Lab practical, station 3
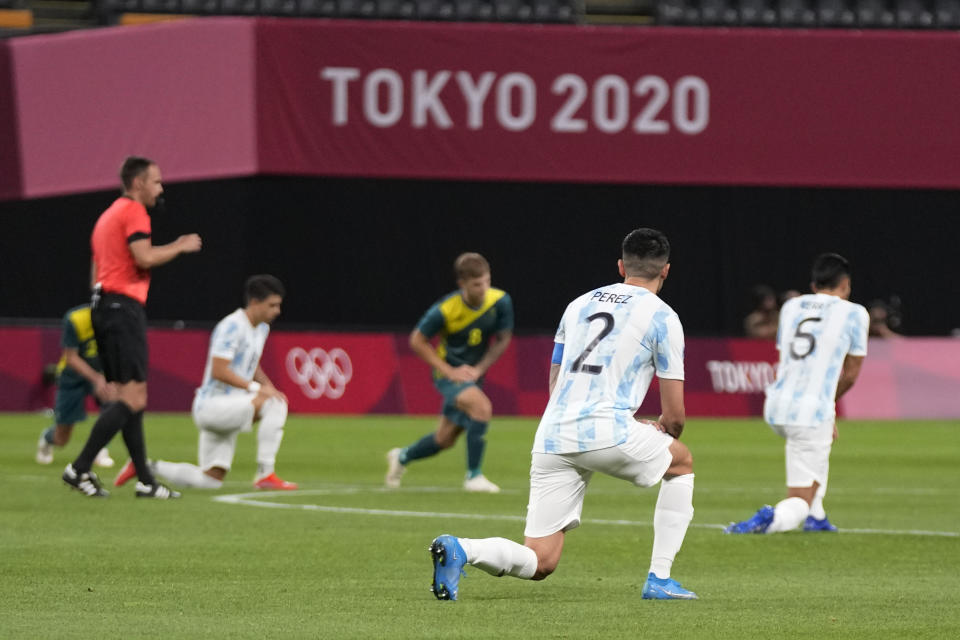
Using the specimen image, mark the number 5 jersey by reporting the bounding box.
[764,293,869,428]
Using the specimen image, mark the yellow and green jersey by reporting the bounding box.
[416,288,514,373]
[56,304,101,386]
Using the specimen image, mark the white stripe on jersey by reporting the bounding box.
[764,293,869,428]
[533,282,684,454]
[196,308,270,401]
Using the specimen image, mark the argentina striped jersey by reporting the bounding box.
[764,293,869,427]
[533,282,685,454]
[196,308,269,400]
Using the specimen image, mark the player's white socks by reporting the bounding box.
[256,397,288,478]
[649,473,695,579]
[767,496,810,533]
[809,481,827,520]
[458,537,538,579]
[153,461,223,489]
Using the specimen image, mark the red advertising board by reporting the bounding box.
[3,326,956,419]
[256,21,960,189]
[6,19,960,199]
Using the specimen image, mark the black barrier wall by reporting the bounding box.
[2,176,958,336]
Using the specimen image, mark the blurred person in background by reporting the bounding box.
[744,284,779,339]
[868,298,902,338]
[35,303,115,469]
[386,252,513,494]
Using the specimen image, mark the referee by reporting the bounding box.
[63,156,201,499]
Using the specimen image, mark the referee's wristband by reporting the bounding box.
[247,381,262,393]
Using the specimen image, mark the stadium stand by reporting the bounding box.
[0,0,33,35]
[0,0,956,38]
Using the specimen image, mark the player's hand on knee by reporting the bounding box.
[262,385,287,404]
[447,365,480,383]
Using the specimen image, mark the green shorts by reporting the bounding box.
[54,378,94,425]
[433,377,482,429]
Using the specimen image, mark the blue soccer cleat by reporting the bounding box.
[723,505,775,534]
[642,573,699,600]
[803,515,838,532]
[429,535,467,601]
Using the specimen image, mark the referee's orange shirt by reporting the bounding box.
[91,197,152,305]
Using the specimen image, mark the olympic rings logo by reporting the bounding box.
[285,347,353,400]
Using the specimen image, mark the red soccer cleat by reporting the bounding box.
[113,459,137,487]
[254,472,298,490]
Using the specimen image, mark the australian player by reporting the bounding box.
[386,253,513,493]
[725,253,868,534]
[428,229,698,601]
[35,304,115,468]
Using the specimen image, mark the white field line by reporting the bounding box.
[17,474,953,496]
[212,487,960,538]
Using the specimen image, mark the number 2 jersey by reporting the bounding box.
[534,282,685,454]
[764,293,869,428]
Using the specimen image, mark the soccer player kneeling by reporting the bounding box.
[428,229,698,601]
[114,275,297,492]
[724,253,868,535]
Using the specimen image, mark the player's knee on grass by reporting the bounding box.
[205,466,227,482]
[526,535,564,581]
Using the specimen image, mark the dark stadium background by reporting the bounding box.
[1,176,956,336]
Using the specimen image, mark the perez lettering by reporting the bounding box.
[590,291,632,304]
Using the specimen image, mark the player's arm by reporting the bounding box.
[835,354,865,400]
[63,348,110,401]
[474,329,512,377]
[658,378,686,439]
[211,357,262,393]
[409,328,477,383]
[253,365,286,402]
[128,234,202,270]
[548,363,561,395]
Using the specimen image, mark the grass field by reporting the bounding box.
[1,413,958,639]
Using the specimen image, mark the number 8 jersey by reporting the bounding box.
[534,282,685,454]
[764,293,869,428]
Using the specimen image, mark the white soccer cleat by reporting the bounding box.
[463,474,500,494]
[94,448,115,468]
[385,448,406,489]
[36,435,54,465]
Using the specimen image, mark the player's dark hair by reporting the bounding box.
[621,228,670,279]
[811,253,850,290]
[245,274,285,304]
[454,253,490,281]
[120,156,155,190]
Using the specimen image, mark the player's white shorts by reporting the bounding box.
[192,392,257,472]
[523,423,674,539]
[769,422,833,488]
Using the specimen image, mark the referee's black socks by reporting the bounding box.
[121,410,155,486]
[73,401,133,473]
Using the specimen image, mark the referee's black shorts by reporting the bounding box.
[92,292,148,383]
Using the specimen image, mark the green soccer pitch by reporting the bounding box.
[1,413,957,639]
